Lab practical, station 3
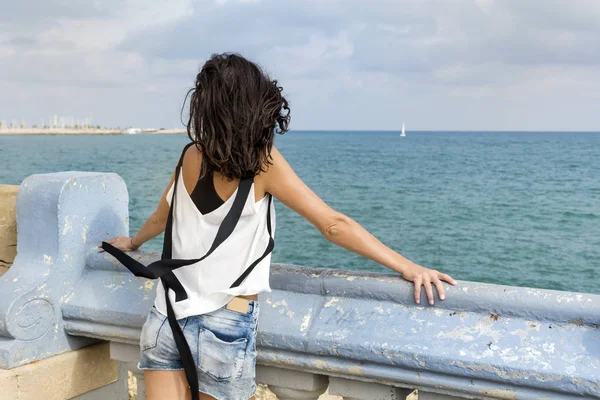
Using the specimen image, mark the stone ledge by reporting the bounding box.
[0,342,119,400]
[0,368,18,400]
[0,184,18,277]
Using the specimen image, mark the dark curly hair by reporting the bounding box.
[183,53,290,180]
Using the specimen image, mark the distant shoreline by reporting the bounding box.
[2,128,598,136]
[0,128,187,136]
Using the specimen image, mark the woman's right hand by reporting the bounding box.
[401,262,457,305]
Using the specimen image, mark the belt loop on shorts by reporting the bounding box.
[251,299,259,318]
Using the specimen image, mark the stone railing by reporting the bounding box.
[1,171,599,400]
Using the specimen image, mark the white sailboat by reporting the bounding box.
[400,122,406,137]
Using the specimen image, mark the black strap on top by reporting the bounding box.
[101,142,274,400]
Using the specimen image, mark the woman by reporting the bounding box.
[99,53,456,400]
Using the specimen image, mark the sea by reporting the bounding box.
[1,131,599,295]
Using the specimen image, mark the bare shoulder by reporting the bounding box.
[259,145,292,190]
[182,142,202,166]
[180,143,203,193]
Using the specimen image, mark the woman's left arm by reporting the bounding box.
[97,168,176,253]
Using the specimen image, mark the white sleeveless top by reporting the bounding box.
[153,167,275,319]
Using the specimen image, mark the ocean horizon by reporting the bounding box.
[3,128,600,135]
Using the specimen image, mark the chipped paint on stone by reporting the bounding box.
[541,342,555,354]
[348,365,365,375]
[509,327,530,342]
[565,365,576,375]
[409,311,427,326]
[556,295,576,304]
[267,299,298,318]
[62,216,73,235]
[43,254,52,264]
[59,291,75,304]
[81,225,87,243]
[324,297,340,308]
[104,283,124,293]
[300,307,313,331]
[436,315,502,344]
[273,299,288,307]
[144,281,154,291]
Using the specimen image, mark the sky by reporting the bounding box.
[0,0,599,131]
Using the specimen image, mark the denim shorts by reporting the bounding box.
[138,300,260,400]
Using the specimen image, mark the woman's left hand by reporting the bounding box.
[97,236,139,253]
[401,262,457,305]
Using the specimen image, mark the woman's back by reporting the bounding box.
[180,145,268,212]
[154,143,275,320]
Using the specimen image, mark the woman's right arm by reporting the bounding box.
[264,146,457,305]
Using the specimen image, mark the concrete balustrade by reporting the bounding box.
[1,171,599,400]
[0,175,129,399]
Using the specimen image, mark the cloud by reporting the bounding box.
[117,0,600,85]
[0,0,599,130]
[0,0,115,22]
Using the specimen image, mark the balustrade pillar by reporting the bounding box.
[111,341,146,400]
[257,365,329,400]
[328,376,413,400]
[125,362,146,400]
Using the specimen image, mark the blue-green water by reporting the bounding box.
[1,131,599,294]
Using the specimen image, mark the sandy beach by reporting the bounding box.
[0,128,187,136]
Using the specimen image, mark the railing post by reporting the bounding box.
[111,341,145,400]
[328,376,413,400]
[257,365,329,400]
[126,362,146,400]
[0,172,128,369]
